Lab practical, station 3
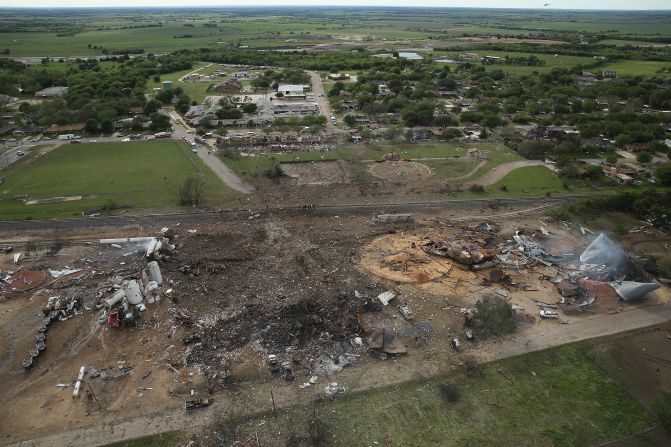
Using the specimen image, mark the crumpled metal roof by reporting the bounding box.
[610,281,660,302]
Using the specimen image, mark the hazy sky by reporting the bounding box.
[0,1,669,10]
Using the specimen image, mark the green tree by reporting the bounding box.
[150,112,170,131]
[85,118,99,133]
[656,164,671,186]
[100,119,114,134]
[241,103,257,114]
[343,114,356,127]
[637,151,653,164]
[143,99,162,115]
[442,128,462,140]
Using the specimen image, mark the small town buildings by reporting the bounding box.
[277,84,309,99]
[328,73,350,81]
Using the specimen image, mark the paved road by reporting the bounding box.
[0,145,34,169]
[307,70,339,132]
[167,111,253,194]
[178,63,213,82]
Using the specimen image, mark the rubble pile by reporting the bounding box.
[421,223,661,316]
[22,295,81,369]
[423,236,496,266]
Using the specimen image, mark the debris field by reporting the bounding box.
[0,210,668,444]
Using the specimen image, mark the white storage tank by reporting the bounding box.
[105,289,126,308]
[147,261,163,284]
[123,280,143,305]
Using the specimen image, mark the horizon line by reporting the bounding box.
[0,5,670,11]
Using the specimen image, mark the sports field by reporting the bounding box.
[0,140,237,219]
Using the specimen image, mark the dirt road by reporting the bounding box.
[10,301,671,447]
[0,196,585,232]
[307,70,338,132]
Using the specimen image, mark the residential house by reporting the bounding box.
[328,73,350,81]
[44,123,85,134]
[13,126,42,136]
[34,86,68,98]
[0,94,18,104]
[0,125,15,136]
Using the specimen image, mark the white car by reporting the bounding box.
[122,138,130,142]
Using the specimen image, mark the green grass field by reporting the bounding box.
[146,63,215,102]
[485,165,563,195]
[3,8,671,57]
[214,343,654,446]
[0,140,238,219]
[599,60,671,76]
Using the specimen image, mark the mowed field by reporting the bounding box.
[599,60,671,76]
[0,140,237,219]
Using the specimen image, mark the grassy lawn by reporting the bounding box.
[485,165,564,195]
[220,343,654,446]
[146,63,217,103]
[599,60,671,76]
[0,140,238,219]
[221,142,521,182]
[425,158,478,178]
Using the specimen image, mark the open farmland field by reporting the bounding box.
[2,8,671,57]
[0,140,237,219]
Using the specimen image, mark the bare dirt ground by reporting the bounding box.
[451,37,568,45]
[1,207,670,446]
[369,160,433,181]
[280,161,349,185]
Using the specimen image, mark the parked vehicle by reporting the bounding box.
[185,398,210,412]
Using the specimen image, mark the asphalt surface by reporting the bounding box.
[167,111,253,194]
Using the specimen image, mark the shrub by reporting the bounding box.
[307,413,329,447]
[464,356,483,378]
[179,177,205,206]
[469,184,485,193]
[470,295,517,338]
[439,383,461,403]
